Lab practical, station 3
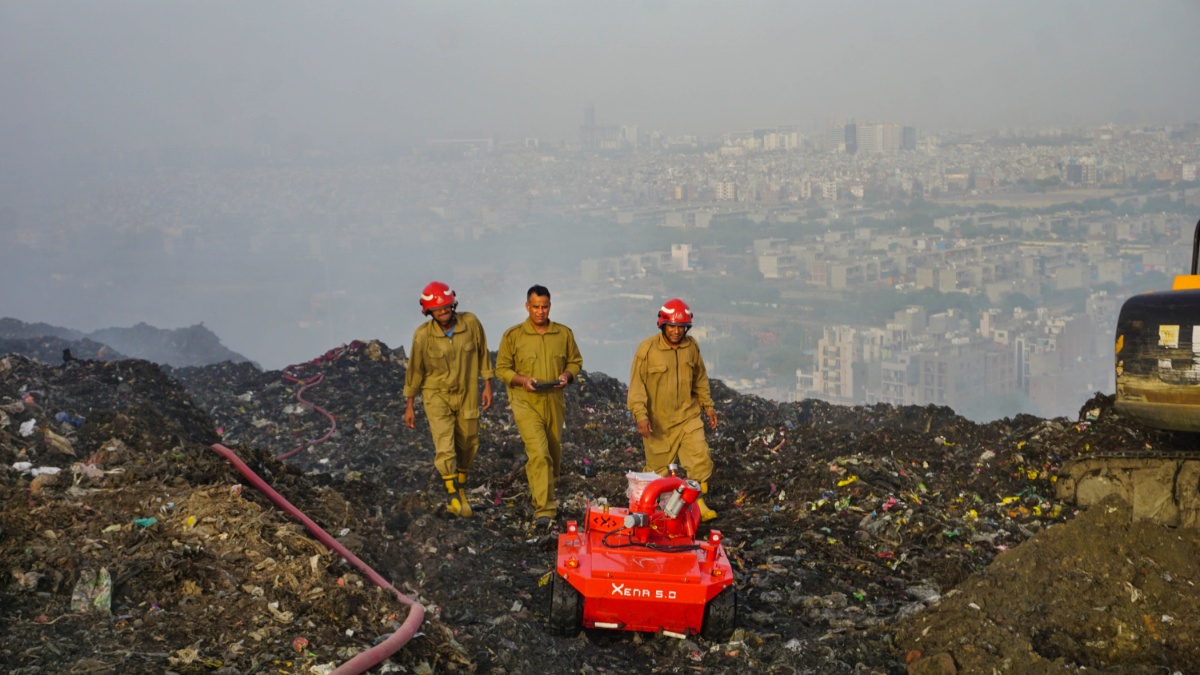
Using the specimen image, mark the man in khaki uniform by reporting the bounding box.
[404,281,493,517]
[627,298,719,522]
[495,285,583,531]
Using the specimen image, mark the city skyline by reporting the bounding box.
[4,1,1200,423]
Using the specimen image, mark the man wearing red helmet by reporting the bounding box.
[627,298,720,522]
[404,281,494,518]
[495,284,583,532]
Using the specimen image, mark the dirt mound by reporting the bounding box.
[0,318,252,368]
[893,494,1200,674]
[0,336,125,364]
[3,342,1200,674]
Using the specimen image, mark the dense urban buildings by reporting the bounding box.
[7,113,1200,420]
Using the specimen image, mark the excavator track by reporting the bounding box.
[1056,452,1200,527]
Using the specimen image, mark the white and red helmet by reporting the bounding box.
[657,298,693,328]
[420,281,457,315]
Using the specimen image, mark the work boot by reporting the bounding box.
[456,471,473,517]
[442,475,471,517]
[698,482,717,522]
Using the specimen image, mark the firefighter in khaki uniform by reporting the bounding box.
[404,281,494,517]
[495,285,583,530]
[627,298,720,522]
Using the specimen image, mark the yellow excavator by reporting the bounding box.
[1056,218,1200,527]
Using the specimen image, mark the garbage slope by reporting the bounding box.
[3,343,1200,673]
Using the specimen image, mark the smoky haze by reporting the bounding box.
[2,1,1200,420]
[5,0,1199,186]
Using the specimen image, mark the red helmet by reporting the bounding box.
[657,298,693,328]
[420,281,457,315]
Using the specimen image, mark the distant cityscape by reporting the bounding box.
[6,109,1200,421]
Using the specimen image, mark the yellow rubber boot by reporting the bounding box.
[697,482,717,522]
[456,471,473,517]
[442,475,470,517]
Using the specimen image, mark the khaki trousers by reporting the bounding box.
[423,390,479,479]
[641,415,713,483]
[511,393,565,519]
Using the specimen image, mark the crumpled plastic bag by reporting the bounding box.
[43,428,76,457]
[69,568,112,615]
[626,471,661,504]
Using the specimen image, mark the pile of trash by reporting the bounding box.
[3,335,1200,674]
[0,318,253,368]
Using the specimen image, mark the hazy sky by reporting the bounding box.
[2,0,1200,389]
[3,0,1200,170]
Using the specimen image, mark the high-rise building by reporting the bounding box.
[844,122,858,154]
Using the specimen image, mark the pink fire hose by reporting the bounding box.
[276,371,338,460]
[210,443,425,673]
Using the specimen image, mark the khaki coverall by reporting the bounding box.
[495,319,583,519]
[403,311,493,480]
[627,333,715,483]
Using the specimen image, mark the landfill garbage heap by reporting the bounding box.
[2,343,1200,674]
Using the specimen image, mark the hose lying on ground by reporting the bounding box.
[276,371,337,460]
[210,443,426,674]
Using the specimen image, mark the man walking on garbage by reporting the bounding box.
[495,285,583,532]
[627,298,720,522]
[404,281,493,517]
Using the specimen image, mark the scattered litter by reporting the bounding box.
[69,568,112,615]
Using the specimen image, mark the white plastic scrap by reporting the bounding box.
[267,602,294,623]
[1125,581,1141,603]
[19,419,36,437]
[168,649,201,666]
[73,463,106,481]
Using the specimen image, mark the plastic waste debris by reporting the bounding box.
[69,568,112,615]
[55,411,85,428]
[19,419,36,437]
[14,570,43,591]
[43,428,76,457]
[625,470,661,503]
